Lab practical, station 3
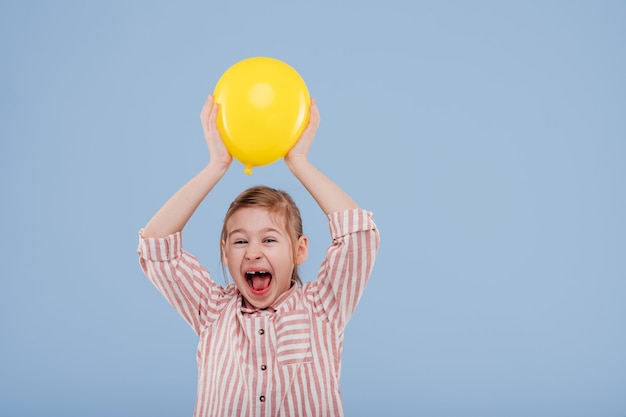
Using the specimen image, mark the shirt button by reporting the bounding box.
[259,395,266,402]
[258,328,265,335]
[260,364,267,371]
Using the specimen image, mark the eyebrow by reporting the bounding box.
[228,227,283,239]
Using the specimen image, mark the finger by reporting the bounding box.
[307,98,320,129]
[208,102,219,131]
[200,94,215,120]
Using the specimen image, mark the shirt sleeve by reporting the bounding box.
[312,208,380,330]
[136,230,225,335]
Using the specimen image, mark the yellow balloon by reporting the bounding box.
[213,57,310,174]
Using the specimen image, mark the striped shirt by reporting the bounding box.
[137,208,379,417]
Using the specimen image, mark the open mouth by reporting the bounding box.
[245,271,272,294]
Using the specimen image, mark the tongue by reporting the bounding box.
[251,275,271,291]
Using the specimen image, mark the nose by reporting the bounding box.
[245,243,263,260]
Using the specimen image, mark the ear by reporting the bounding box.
[221,240,228,262]
[295,235,308,265]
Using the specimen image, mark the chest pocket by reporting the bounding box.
[274,310,313,366]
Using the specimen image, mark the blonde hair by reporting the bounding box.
[220,186,304,285]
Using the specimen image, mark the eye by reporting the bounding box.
[233,239,247,245]
[263,237,277,244]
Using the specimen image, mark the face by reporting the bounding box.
[222,207,308,309]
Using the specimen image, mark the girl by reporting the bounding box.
[137,94,379,416]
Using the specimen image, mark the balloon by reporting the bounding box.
[213,57,310,174]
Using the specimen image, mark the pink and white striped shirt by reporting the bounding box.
[137,208,379,417]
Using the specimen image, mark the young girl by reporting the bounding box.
[137,94,380,416]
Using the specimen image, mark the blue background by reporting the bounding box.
[1,1,625,416]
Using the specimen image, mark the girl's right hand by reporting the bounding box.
[285,98,320,165]
[200,94,232,169]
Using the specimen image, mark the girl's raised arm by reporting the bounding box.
[141,94,232,238]
[284,99,359,215]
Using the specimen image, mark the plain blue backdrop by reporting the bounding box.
[1,1,625,416]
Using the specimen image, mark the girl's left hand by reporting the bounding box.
[285,98,320,163]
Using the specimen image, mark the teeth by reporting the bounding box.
[246,271,268,276]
